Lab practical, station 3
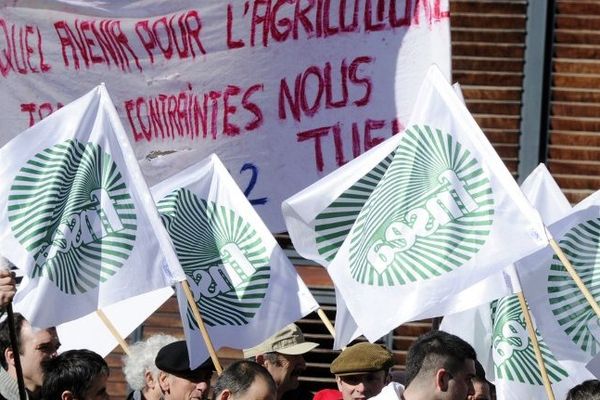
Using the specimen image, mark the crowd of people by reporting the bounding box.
[0,263,597,400]
[0,309,597,400]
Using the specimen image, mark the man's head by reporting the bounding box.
[330,342,394,400]
[0,313,61,392]
[41,349,109,400]
[467,361,490,400]
[404,330,477,400]
[243,324,318,399]
[566,379,600,400]
[123,334,177,400]
[155,341,214,400]
[213,360,276,400]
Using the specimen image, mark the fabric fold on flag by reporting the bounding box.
[0,84,185,328]
[152,154,319,368]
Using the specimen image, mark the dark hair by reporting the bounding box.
[473,359,487,383]
[566,380,600,400]
[213,360,275,399]
[405,330,476,386]
[261,352,280,365]
[41,349,109,400]
[0,313,27,369]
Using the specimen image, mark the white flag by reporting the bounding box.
[57,287,173,357]
[152,154,319,368]
[442,293,594,400]
[283,131,404,348]
[442,164,591,400]
[0,85,185,328]
[518,189,600,366]
[331,286,362,349]
[283,82,510,348]
[490,294,591,400]
[426,163,573,317]
[286,66,548,342]
[413,82,523,317]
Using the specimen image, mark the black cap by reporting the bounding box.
[155,340,214,380]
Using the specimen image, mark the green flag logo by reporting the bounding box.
[315,152,395,263]
[547,219,600,357]
[7,139,137,294]
[158,188,270,327]
[491,295,568,384]
[348,125,494,286]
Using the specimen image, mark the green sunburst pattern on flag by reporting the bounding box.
[548,219,600,357]
[7,139,136,294]
[491,295,568,384]
[158,188,270,327]
[348,124,494,286]
[315,152,395,262]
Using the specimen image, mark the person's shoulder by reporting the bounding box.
[0,368,22,400]
[370,382,404,400]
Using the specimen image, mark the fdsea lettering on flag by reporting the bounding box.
[0,85,185,328]
[152,154,319,367]
[286,66,548,342]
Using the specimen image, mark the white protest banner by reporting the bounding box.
[57,287,174,357]
[518,190,600,365]
[152,154,319,367]
[0,84,186,328]
[0,0,450,231]
[310,65,548,342]
[441,164,592,400]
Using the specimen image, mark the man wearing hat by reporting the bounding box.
[155,340,215,400]
[243,324,318,400]
[330,342,396,400]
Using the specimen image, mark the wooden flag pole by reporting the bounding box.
[317,308,336,339]
[549,238,600,318]
[180,280,223,375]
[516,292,555,400]
[96,309,130,356]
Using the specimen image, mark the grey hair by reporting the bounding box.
[122,334,178,391]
